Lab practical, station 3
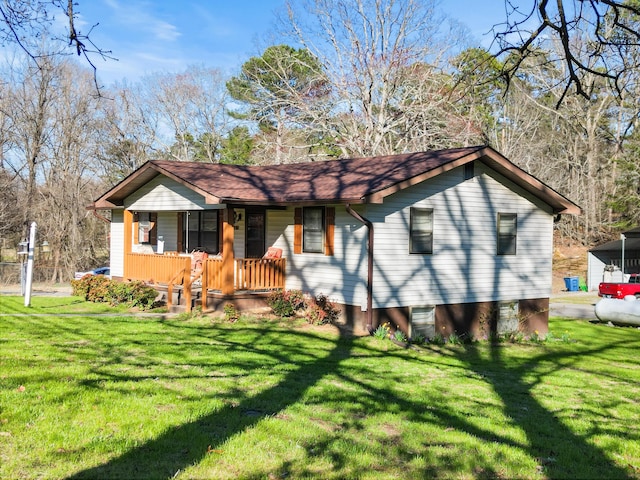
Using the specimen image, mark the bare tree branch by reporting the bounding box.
[494,0,640,107]
[0,1,114,94]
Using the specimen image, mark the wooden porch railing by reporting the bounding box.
[235,258,286,291]
[123,253,286,311]
[125,253,191,283]
[204,257,223,291]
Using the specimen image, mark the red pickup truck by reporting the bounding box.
[598,274,640,298]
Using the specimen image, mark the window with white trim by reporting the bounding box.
[410,207,433,254]
[497,213,517,255]
[138,212,152,243]
[134,212,157,245]
[303,207,325,253]
[186,210,219,253]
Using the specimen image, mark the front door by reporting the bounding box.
[245,209,265,258]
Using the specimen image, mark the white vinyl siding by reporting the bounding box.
[267,207,368,308]
[124,176,222,254]
[265,164,552,311]
[110,210,124,278]
[369,164,554,308]
[126,176,215,211]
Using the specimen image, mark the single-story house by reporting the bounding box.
[588,227,640,289]
[89,145,580,338]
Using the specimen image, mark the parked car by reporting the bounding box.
[598,273,640,298]
[74,267,110,280]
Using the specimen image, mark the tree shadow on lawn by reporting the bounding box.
[67,324,358,480]
[66,321,635,479]
[460,338,636,479]
[268,339,636,479]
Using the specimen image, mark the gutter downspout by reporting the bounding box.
[346,204,374,333]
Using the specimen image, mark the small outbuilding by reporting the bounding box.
[588,227,640,290]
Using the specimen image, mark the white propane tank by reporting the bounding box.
[594,296,640,326]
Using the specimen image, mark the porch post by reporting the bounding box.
[123,209,133,279]
[221,207,235,295]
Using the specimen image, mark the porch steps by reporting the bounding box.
[152,284,202,312]
[153,283,272,315]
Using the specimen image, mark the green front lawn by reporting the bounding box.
[0,296,639,479]
[0,295,135,314]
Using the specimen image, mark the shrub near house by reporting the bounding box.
[267,289,340,325]
[71,275,158,309]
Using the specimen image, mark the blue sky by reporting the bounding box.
[73,0,517,87]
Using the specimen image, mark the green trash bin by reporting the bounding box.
[579,277,588,292]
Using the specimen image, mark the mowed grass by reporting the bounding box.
[1,296,639,479]
[0,295,135,314]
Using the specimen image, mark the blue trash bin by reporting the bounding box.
[564,276,579,292]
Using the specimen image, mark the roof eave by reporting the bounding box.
[150,162,223,205]
[88,161,158,210]
[363,146,581,214]
[363,149,486,203]
[478,148,581,215]
[88,161,223,210]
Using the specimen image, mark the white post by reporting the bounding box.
[621,233,626,281]
[24,222,36,307]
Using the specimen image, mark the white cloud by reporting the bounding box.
[100,0,181,42]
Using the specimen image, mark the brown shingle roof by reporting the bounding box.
[90,145,581,214]
[152,146,482,203]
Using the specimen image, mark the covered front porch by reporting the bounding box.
[121,207,286,312]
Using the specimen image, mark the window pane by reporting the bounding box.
[497,301,519,334]
[188,213,199,231]
[412,306,435,338]
[201,231,218,253]
[410,208,433,254]
[138,212,150,243]
[202,211,218,231]
[187,213,199,251]
[304,208,323,230]
[497,213,517,255]
[303,207,324,253]
[412,232,433,253]
[499,214,516,235]
[187,231,199,250]
[185,211,219,253]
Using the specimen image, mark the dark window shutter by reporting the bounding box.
[325,207,335,256]
[177,212,184,252]
[218,210,224,254]
[294,208,302,254]
[149,212,158,245]
[133,212,140,244]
